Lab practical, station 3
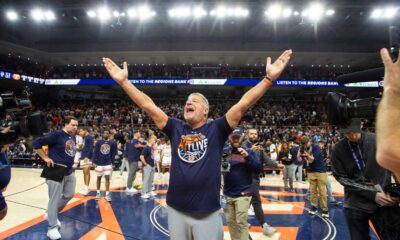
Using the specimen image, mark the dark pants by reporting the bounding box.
[251,177,265,226]
[343,208,381,240]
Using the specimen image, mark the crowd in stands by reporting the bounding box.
[1,54,354,80]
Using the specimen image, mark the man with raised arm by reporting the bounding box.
[103,50,292,240]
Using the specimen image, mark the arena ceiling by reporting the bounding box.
[0,0,398,67]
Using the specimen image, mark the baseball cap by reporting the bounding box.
[229,128,244,137]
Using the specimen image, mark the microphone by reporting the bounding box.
[336,67,384,84]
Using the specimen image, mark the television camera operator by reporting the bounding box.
[331,118,400,240]
[242,128,282,236]
[222,128,262,240]
[0,90,47,221]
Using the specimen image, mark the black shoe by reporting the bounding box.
[322,211,329,218]
[309,206,318,215]
[330,200,342,206]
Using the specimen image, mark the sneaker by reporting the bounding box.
[44,213,61,228]
[309,206,318,215]
[248,207,255,216]
[262,223,277,236]
[126,188,138,194]
[80,187,89,196]
[149,191,157,197]
[289,188,295,192]
[330,200,342,206]
[322,211,330,218]
[95,192,101,200]
[47,228,61,240]
[105,194,112,202]
[141,193,150,199]
[152,186,156,191]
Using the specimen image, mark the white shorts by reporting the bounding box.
[154,154,161,163]
[95,165,113,176]
[162,157,171,166]
[80,158,93,167]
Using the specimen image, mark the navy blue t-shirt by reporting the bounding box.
[223,148,262,197]
[162,116,232,213]
[125,139,143,162]
[93,139,117,166]
[308,144,326,173]
[32,130,77,175]
[80,134,94,160]
[141,146,154,167]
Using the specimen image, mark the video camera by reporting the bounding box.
[326,26,399,128]
[0,88,48,146]
[221,147,240,173]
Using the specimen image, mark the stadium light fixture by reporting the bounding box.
[44,10,55,21]
[31,8,44,22]
[307,3,325,22]
[137,5,156,20]
[371,8,383,19]
[6,10,18,21]
[113,11,120,18]
[370,7,398,19]
[168,7,191,18]
[97,7,111,22]
[326,9,335,16]
[127,8,137,18]
[282,8,292,18]
[87,10,96,18]
[265,4,282,19]
[193,7,207,18]
[293,11,300,16]
[210,6,248,18]
[383,7,398,19]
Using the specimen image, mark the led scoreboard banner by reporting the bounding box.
[0,70,383,87]
[44,78,383,87]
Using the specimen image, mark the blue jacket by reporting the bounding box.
[223,147,262,197]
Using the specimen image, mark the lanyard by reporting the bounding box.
[347,140,365,174]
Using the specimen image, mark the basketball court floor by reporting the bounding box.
[0,167,380,240]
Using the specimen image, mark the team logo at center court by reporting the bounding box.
[178,134,208,163]
[64,140,76,157]
[100,144,111,155]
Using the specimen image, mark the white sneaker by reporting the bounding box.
[262,223,277,236]
[80,187,89,196]
[149,191,157,197]
[126,188,138,194]
[95,192,101,200]
[141,193,150,199]
[248,207,255,216]
[152,186,156,191]
[105,194,112,202]
[47,228,61,240]
[44,213,61,228]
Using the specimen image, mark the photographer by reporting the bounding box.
[242,128,279,236]
[297,136,329,218]
[331,118,399,240]
[223,128,262,240]
[377,48,400,178]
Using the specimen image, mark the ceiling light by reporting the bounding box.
[6,10,18,21]
[87,10,96,18]
[31,8,44,22]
